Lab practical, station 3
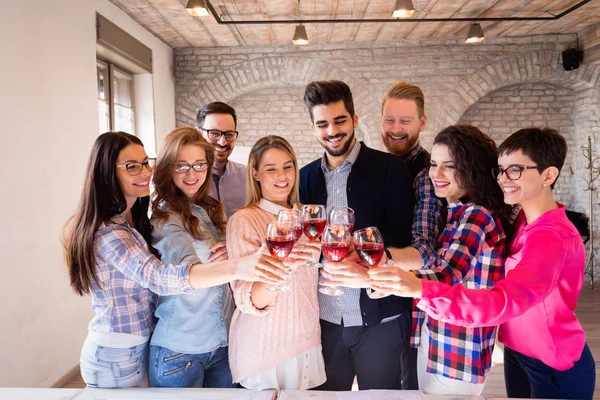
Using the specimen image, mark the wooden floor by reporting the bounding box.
[61,288,600,397]
[481,286,600,399]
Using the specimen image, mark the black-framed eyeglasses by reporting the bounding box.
[174,162,209,174]
[492,165,545,181]
[116,158,156,176]
[199,127,239,142]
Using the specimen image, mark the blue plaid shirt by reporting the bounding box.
[318,141,364,327]
[403,143,443,266]
[88,215,194,338]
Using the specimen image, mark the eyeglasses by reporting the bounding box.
[116,158,156,176]
[198,127,239,142]
[174,162,209,174]
[492,165,545,181]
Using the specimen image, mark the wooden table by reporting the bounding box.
[279,390,490,400]
[0,388,277,400]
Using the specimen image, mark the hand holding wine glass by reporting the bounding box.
[368,267,423,298]
[235,244,290,284]
[285,236,321,270]
[353,226,389,299]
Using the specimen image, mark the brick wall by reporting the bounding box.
[229,86,330,167]
[173,35,600,284]
[459,82,576,208]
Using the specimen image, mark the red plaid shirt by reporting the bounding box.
[412,200,505,383]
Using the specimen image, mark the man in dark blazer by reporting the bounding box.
[299,80,414,391]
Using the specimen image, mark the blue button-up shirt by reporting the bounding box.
[318,141,365,327]
[209,160,247,219]
[150,204,234,354]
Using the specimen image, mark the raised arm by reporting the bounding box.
[414,205,498,285]
[417,229,566,327]
[227,212,282,315]
[97,226,193,296]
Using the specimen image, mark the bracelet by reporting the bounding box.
[384,247,392,261]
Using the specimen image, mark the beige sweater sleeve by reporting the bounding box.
[226,208,274,316]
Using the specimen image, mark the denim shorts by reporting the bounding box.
[80,336,148,388]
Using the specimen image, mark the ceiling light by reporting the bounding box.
[186,0,209,17]
[465,22,485,43]
[292,24,309,45]
[392,0,415,18]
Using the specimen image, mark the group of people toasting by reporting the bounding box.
[64,79,596,399]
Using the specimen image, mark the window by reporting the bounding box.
[97,59,135,134]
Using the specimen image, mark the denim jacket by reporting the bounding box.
[150,204,234,354]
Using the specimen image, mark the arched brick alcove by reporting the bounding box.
[175,56,382,149]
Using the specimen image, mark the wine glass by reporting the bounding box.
[265,221,295,292]
[301,204,327,268]
[319,224,351,296]
[328,206,355,233]
[353,226,387,299]
[277,209,303,244]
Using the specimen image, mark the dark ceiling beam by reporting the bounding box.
[204,0,592,25]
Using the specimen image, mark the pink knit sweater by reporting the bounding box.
[226,203,321,383]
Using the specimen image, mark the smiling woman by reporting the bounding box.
[226,135,324,391]
[63,131,289,389]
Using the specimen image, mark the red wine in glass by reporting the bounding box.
[355,242,384,267]
[266,237,295,260]
[322,242,350,262]
[319,224,351,296]
[293,226,303,244]
[303,218,326,240]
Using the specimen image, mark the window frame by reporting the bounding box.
[97,58,136,134]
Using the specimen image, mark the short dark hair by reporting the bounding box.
[434,125,513,224]
[303,80,355,122]
[196,101,237,129]
[498,128,567,189]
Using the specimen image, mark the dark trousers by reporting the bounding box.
[504,344,595,399]
[316,311,418,391]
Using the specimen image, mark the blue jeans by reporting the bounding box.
[79,337,148,388]
[148,345,235,388]
[504,344,596,399]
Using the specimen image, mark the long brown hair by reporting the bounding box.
[152,127,226,239]
[433,125,514,225]
[244,135,300,209]
[64,132,155,296]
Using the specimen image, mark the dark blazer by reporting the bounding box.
[299,142,415,327]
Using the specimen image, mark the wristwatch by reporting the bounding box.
[384,247,394,267]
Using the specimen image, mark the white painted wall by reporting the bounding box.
[0,0,175,387]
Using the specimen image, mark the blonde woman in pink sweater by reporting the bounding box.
[227,135,325,390]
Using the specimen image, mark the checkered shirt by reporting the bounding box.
[88,215,193,337]
[411,200,505,383]
[403,144,444,266]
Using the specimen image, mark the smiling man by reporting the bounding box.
[196,102,247,218]
[378,82,445,389]
[299,80,415,391]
